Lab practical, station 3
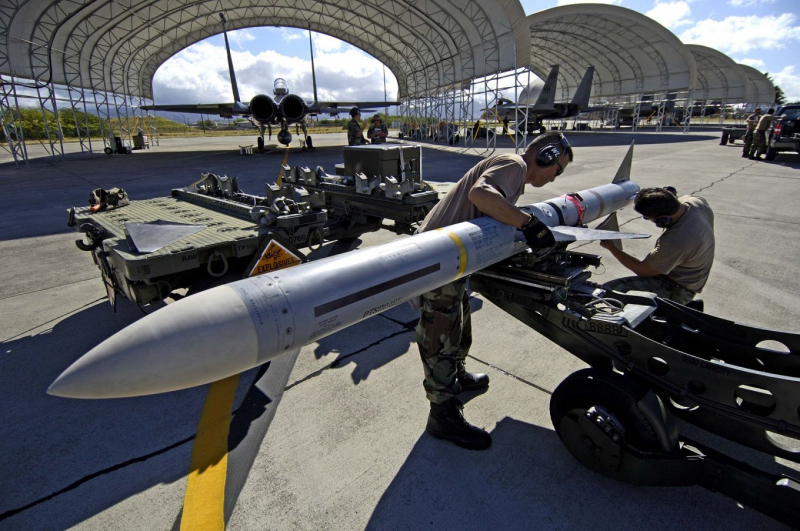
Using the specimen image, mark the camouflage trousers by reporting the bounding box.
[414,278,472,404]
[742,130,755,155]
[748,130,767,157]
[604,275,696,305]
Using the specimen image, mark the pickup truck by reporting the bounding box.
[765,104,800,160]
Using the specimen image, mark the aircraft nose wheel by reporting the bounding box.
[550,368,679,483]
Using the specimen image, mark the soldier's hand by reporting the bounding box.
[520,215,555,249]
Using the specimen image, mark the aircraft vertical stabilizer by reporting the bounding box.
[220,13,241,103]
[612,141,635,184]
[570,66,595,107]
[309,30,319,103]
[534,65,559,107]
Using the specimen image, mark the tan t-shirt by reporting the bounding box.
[644,196,715,292]
[417,154,526,232]
[746,112,761,131]
[756,114,777,131]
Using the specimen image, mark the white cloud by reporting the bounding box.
[646,2,693,29]
[729,0,777,6]
[557,0,622,5]
[771,66,800,102]
[280,29,302,41]
[734,57,766,68]
[680,14,800,54]
[152,38,398,106]
[313,34,343,53]
[229,29,255,49]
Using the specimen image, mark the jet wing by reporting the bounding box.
[312,101,398,116]
[141,102,243,118]
[551,226,650,242]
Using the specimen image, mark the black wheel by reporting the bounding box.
[727,135,736,145]
[539,125,547,135]
[550,369,672,480]
[719,131,729,145]
[257,136,265,150]
[765,146,777,161]
[104,147,113,155]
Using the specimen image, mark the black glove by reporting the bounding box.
[521,215,555,249]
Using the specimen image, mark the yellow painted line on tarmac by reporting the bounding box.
[437,228,468,278]
[180,374,240,531]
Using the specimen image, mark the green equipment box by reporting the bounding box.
[343,144,421,182]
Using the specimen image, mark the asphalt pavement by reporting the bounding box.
[1,130,798,530]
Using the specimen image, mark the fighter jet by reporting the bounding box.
[142,13,394,149]
[484,65,597,135]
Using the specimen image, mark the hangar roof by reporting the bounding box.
[0,0,531,100]
[525,4,696,101]
[686,44,752,103]
[737,63,776,106]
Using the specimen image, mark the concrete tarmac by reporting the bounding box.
[1,131,798,530]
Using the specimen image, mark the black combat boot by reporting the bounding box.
[427,398,492,450]
[457,360,489,392]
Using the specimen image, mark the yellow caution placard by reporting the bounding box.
[249,239,303,277]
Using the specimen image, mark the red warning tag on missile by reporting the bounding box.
[249,239,303,277]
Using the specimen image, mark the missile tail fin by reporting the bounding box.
[550,223,649,243]
[612,141,635,184]
[595,212,623,250]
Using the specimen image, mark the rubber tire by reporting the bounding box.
[104,147,113,155]
[764,146,777,161]
[727,136,736,145]
[550,368,661,451]
[719,131,729,145]
[257,136,265,151]
[539,126,547,135]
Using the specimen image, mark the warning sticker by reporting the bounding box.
[249,240,303,277]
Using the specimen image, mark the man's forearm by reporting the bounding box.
[468,186,530,228]
[606,246,658,277]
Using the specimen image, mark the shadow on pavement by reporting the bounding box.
[365,416,787,530]
[0,145,481,241]
[0,297,266,529]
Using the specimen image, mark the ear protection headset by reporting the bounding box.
[653,215,673,228]
[535,133,571,167]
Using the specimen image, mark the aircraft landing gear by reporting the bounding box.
[257,136,265,151]
[300,123,315,152]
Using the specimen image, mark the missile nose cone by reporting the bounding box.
[48,285,262,399]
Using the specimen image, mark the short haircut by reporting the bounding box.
[525,131,574,162]
[767,108,775,114]
[634,188,681,217]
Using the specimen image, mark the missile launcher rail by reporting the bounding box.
[471,250,800,527]
[68,168,438,308]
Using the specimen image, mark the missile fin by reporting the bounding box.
[550,224,649,242]
[594,212,623,250]
[612,141,635,184]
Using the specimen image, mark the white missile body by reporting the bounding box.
[49,151,642,399]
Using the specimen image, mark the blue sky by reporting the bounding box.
[152,0,800,107]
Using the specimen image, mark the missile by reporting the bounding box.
[49,145,644,399]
